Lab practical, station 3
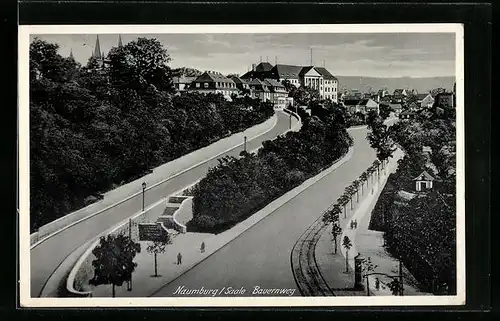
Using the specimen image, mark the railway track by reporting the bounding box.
[291,214,334,296]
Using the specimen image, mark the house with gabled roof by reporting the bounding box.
[189,71,238,101]
[247,79,271,102]
[416,93,435,108]
[393,88,408,103]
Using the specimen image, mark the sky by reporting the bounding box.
[31,33,456,78]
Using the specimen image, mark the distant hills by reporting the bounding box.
[336,76,455,94]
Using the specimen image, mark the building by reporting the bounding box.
[267,64,303,87]
[264,78,287,109]
[247,79,271,102]
[314,67,338,102]
[378,89,390,98]
[242,62,338,101]
[189,71,238,100]
[434,92,455,108]
[413,170,436,192]
[416,93,435,108]
[399,110,415,120]
[343,98,379,114]
[173,76,196,92]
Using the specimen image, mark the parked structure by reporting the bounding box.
[413,170,435,192]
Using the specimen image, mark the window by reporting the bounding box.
[204,83,209,88]
[196,83,201,88]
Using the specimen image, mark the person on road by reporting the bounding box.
[200,242,205,253]
[177,252,182,265]
[350,220,354,229]
[375,278,380,290]
[354,219,358,229]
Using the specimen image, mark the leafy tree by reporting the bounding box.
[344,186,355,210]
[331,222,342,255]
[360,256,378,294]
[107,37,174,92]
[367,113,396,168]
[281,79,295,92]
[338,195,349,218]
[342,236,353,272]
[359,171,369,194]
[288,85,320,107]
[146,239,171,277]
[89,234,141,297]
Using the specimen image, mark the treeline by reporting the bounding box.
[189,101,353,233]
[30,37,273,232]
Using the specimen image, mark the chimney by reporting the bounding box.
[252,63,256,71]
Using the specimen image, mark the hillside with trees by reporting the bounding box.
[190,101,353,233]
[29,37,273,232]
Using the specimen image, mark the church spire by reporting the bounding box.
[93,35,102,59]
[69,48,74,59]
[118,34,123,47]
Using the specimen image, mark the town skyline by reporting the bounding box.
[31,33,456,78]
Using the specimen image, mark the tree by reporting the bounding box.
[331,222,342,255]
[373,160,381,180]
[89,234,141,297]
[338,195,349,218]
[359,171,369,194]
[379,103,393,120]
[367,114,396,166]
[288,85,320,107]
[146,239,171,277]
[344,186,355,210]
[352,179,361,203]
[107,37,174,92]
[342,236,353,273]
[281,79,295,92]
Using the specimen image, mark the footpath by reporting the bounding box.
[73,112,301,298]
[30,115,278,247]
[315,149,429,296]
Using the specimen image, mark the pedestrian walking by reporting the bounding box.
[177,252,182,265]
[375,278,380,290]
[200,242,205,253]
[350,220,354,229]
[354,219,358,229]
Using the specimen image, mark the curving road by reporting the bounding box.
[151,125,379,297]
[30,111,296,298]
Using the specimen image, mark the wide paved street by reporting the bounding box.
[30,111,295,297]
[151,125,377,297]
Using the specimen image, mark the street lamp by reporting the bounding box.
[289,112,292,129]
[142,182,147,212]
[244,136,247,152]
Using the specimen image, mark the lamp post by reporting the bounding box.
[142,182,146,212]
[289,113,292,129]
[244,136,247,152]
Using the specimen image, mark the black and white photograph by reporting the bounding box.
[19,24,465,307]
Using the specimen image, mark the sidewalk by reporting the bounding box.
[316,149,428,296]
